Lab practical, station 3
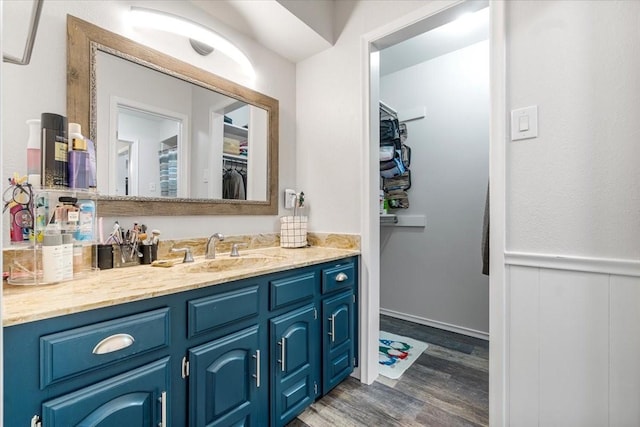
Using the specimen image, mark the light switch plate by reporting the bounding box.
[511,106,538,141]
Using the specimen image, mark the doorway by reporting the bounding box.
[377,6,490,340]
[108,98,188,198]
[360,1,507,424]
[115,138,138,196]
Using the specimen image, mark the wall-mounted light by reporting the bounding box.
[129,7,255,78]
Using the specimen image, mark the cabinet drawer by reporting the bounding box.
[40,308,170,388]
[188,285,259,338]
[269,272,316,311]
[322,262,355,294]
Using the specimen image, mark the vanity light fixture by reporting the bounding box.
[129,6,255,78]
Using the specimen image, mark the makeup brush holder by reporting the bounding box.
[112,244,140,268]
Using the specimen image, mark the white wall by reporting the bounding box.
[379,40,489,335]
[296,0,430,232]
[505,1,640,424]
[2,0,296,240]
[507,0,640,260]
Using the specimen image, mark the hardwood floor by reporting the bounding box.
[287,315,489,427]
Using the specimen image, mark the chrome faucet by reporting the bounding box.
[206,233,224,259]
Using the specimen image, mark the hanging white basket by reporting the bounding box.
[280,216,308,248]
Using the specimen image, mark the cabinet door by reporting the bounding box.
[42,357,169,427]
[188,325,262,427]
[270,304,319,427]
[322,290,354,394]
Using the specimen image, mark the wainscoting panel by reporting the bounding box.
[538,269,609,427]
[508,266,540,427]
[507,255,640,426]
[609,275,640,426]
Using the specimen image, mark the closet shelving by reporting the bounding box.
[222,120,248,200]
[379,101,427,228]
[379,101,410,217]
[223,122,248,138]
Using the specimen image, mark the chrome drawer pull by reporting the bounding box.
[92,333,135,354]
[335,272,348,282]
[159,391,167,427]
[328,314,336,342]
[253,350,261,388]
[277,337,286,372]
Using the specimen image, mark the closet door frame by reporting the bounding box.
[359,1,507,425]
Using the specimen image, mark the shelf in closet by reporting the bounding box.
[223,123,248,138]
[222,153,248,162]
[380,214,426,228]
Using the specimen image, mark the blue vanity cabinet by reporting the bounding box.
[188,325,263,427]
[4,302,176,427]
[270,303,320,427]
[183,277,267,427]
[4,255,359,427]
[320,262,357,395]
[41,357,170,427]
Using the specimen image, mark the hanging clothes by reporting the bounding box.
[482,182,490,275]
[223,169,246,200]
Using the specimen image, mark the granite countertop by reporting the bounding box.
[3,246,360,327]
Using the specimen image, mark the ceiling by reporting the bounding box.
[380,7,489,77]
[190,0,335,63]
[188,1,487,71]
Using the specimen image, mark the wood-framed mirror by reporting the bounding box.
[67,15,279,216]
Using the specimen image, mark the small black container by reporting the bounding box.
[140,245,153,265]
[94,244,114,270]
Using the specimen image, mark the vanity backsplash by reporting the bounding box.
[2,233,360,275]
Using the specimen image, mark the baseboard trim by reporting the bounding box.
[505,251,640,277]
[380,308,489,341]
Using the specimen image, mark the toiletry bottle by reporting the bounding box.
[61,234,74,280]
[68,123,88,189]
[75,200,95,241]
[85,138,97,189]
[42,233,64,283]
[73,242,85,276]
[55,196,79,233]
[26,119,41,187]
[31,193,48,243]
[9,204,31,243]
[41,113,68,188]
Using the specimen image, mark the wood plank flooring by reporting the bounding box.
[287,315,489,427]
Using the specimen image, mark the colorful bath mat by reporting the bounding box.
[378,331,428,379]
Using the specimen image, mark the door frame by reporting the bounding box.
[359,1,507,425]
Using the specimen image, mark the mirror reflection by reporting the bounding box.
[68,15,279,215]
[96,50,268,202]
